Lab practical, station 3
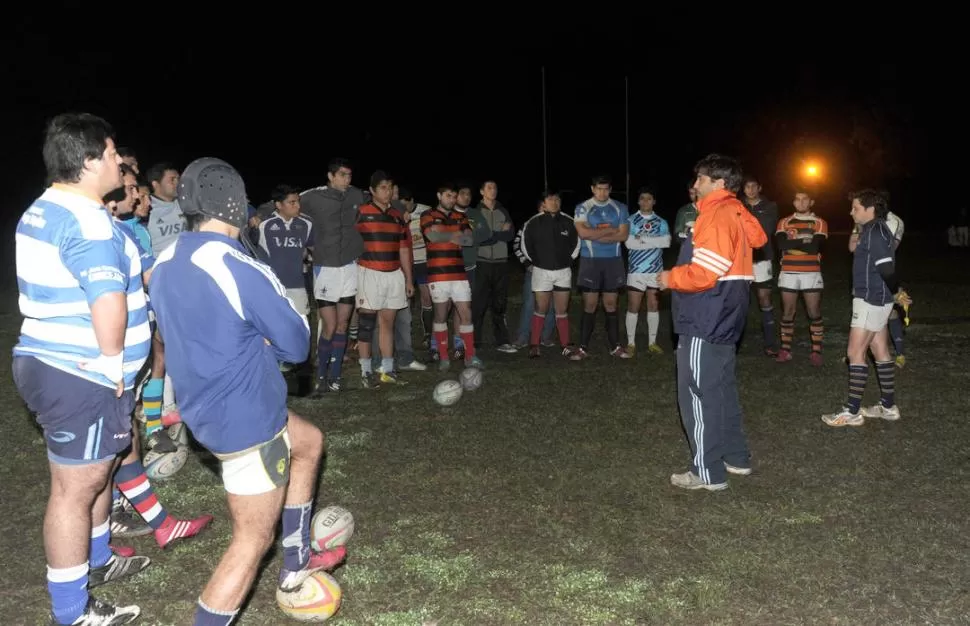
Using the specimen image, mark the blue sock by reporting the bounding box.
[430,335,439,350]
[329,333,347,379]
[89,519,111,569]
[381,357,394,373]
[454,335,464,349]
[888,316,905,355]
[761,307,777,349]
[48,563,89,624]
[194,598,238,626]
[281,502,312,572]
[317,337,333,379]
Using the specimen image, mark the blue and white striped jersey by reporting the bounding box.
[14,186,152,390]
[626,211,671,274]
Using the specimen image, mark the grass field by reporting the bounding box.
[2,234,970,625]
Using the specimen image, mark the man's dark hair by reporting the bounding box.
[850,188,890,219]
[397,186,413,201]
[117,146,136,159]
[42,112,116,185]
[119,162,136,178]
[327,157,352,176]
[591,174,612,187]
[694,153,744,193]
[637,186,656,199]
[370,170,392,190]
[438,182,457,194]
[145,162,177,186]
[271,184,301,204]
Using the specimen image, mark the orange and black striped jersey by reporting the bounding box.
[420,207,470,282]
[355,203,408,272]
[775,213,828,273]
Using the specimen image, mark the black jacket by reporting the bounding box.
[519,211,579,271]
[299,185,365,267]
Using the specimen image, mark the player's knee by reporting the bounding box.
[358,311,377,343]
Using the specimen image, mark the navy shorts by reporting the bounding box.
[413,262,428,285]
[13,356,135,465]
[577,257,626,293]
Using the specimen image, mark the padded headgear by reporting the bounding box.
[177,157,249,230]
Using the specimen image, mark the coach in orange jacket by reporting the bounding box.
[658,154,767,491]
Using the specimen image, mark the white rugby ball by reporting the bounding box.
[433,379,463,406]
[459,366,483,391]
[310,505,355,552]
[167,422,189,447]
[144,445,188,481]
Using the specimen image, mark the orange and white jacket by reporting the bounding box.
[669,189,767,344]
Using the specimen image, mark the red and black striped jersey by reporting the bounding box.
[355,203,408,272]
[420,207,470,282]
[775,213,828,273]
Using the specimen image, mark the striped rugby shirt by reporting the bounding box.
[420,207,471,282]
[355,203,409,272]
[14,185,152,390]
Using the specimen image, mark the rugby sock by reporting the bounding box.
[888,316,905,355]
[846,364,868,414]
[454,334,464,350]
[459,325,476,360]
[761,306,777,349]
[530,313,545,346]
[809,317,824,353]
[605,311,619,348]
[163,373,176,411]
[421,306,433,335]
[115,461,169,530]
[780,317,795,352]
[194,599,239,626]
[647,311,660,345]
[875,360,895,408]
[89,519,111,569]
[317,336,333,379]
[360,359,372,376]
[142,377,164,436]
[625,312,638,346]
[329,333,347,380]
[580,311,595,348]
[348,322,358,343]
[433,324,449,361]
[556,314,570,346]
[281,502,312,572]
[48,563,89,625]
[381,357,395,374]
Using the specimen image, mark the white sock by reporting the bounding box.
[625,312,638,346]
[163,373,176,410]
[647,311,659,345]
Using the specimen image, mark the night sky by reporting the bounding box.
[1,21,936,235]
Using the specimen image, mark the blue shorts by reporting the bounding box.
[413,262,428,285]
[13,356,135,465]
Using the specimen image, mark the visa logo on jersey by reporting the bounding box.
[273,236,304,249]
[158,223,184,237]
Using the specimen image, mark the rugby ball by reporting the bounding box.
[433,379,463,406]
[167,422,189,447]
[459,366,483,391]
[311,505,355,552]
[144,444,188,481]
[276,571,342,622]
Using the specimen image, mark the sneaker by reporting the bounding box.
[809,351,823,367]
[378,370,407,385]
[724,463,752,476]
[647,343,664,355]
[465,356,485,369]
[528,345,541,359]
[422,333,431,348]
[570,347,590,361]
[398,360,427,372]
[670,471,728,491]
[88,554,151,588]
[610,345,632,359]
[326,378,343,393]
[359,373,381,390]
[561,344,579,359]
[860,403,901,421]
[429,349,440,362]
[110,507,152,538]
[625,344,636,357]
[311,377,329,398]
[895,354,906,368]
[438,359,451,372]
[278,546,347,592]
[496,343,518,353]
[48,596,140,625]
[511,341,528,351]
[146,429,177,454]
[541,339,556,348]
[154,514,214,549]
[452,347,465,361]
[775,349,793,363]
[821,407,865,427]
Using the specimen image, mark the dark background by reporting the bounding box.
[1,19,942,237]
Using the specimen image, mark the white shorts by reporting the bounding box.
[626,272,660,292]
[313,261,357,302]
[428,279,472,304]
[216,428,291,496]
[357,266,407,311]
[532,267,572,291]
[778,271,824,292]
[753,260,773,284]
[286,288,310,315]
[850,298,893,332]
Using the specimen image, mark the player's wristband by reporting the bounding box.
[86,351,124,383]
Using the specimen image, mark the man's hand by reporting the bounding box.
[658,270,671,290]
[894,289,912,308]
[78,352,125,398]
[501,222,511,231]
[249,215,261,228]
[406,282,414,298]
